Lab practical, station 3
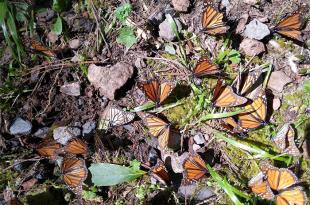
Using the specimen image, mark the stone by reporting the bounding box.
[9,118,32,135]
[193,144,201,152]
[159,17,182,41]
[164,152,189,173]
[244,19,270,40]
[195,187,215,201]
[82,121,96,136]
[69,39,81,49]
[268,71,292,93]
[240,38,265,56]
[33,127,49,138]
[243,0,259,5]
[193,133,205,144]
[235,13,249,34]
[273,98,281,111]
[172,0,190,12]
[53,126,81,145]
[87,63,134,100]
[60,82,81,96]
[47,32,58,43]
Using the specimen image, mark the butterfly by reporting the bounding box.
[272,10,304,42]
[236,70,262,96]
[61,157,88,190]
[201,4,229,35]
[220,117,241,134]
[272,123,300,156]
[150,160,170,185]
[30,38,57,57]
[36,138,62,160]
[192,57,220,78]
[64,138,88,157]
[254,163,308,205]
[143,114,171,149]
[212,80,248,107]
[236,90,267,132]
[98,104,135,130]
[139,79,175,106]
[183,153,208,182]
[248,171,274,200]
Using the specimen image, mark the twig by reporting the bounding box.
[3,157,42,172]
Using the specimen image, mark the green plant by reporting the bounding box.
[116,26,137,52]
[0,0,25,62]
[216,49,241,65]
[304,79,310,105]
[114,3,132,23]
[89,160,146,186]
[135,183,161,200]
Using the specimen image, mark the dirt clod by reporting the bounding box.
[268,71,292,93]
[60,82,81,96]
[172,0,190,12]
[239,38,265,56]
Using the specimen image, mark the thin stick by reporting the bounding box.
[3,157,42,172]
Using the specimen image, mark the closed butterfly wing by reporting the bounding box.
[284,125,300,156]
[212,80,248,107]
[61,157,88,189]
[98,104,135,130]
[183,154,208,182]
[273,124,300,156]
[273,123,290,151]
[237,70,262,95]
[144,114,171,149]
[274,12,304,42]
[237,91,267,131]
[193,57,220,77]
[276,186,307,205]
[64,138,88,157]
[248,172,274,200]
[30,39,56,57]
[266,168,298,191]
[202,6,229,35]
[151,161,170,185]
[37,139,61,159]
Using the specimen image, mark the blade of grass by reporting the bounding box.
[206,164,245,205]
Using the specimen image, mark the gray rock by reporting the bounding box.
[33,127,49,138]
[82,121,96,136]
[240,38,265,56]
[87,63,134,100]
[220,0,231,14]
[268,71,292,93]
[273,98,281,110]
[159,16,182,41]
[69,39,81,49]
[195,187,215,201]
[47,32,58,43]
[172,0,190,12]
[193,144,201,152]
[243,0,259,5]
[9,118,32,135]
[244,19,270,40]
[60,82,81,96]
[193,133,205,144]
[53,126,81,145]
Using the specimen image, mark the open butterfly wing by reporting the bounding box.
[238,70,262,95]
[141,80,160,104]
[202,6,229,35]
[276,187,307,205]
[144,115,169,137]
[193,57,219,77]
[37,139,61,159]
[61,157,87,188]
[151,161,170,185]
[30,39,57,57]
[248,172,274,200]
[183,154,208,182]
[275,12,303,42]
[64,138,88,156]
[266,168,298,191]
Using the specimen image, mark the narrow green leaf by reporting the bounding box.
[166,14,180,41]
[89,163,146,186]
[195,108,247,124]
[52,16,62,35]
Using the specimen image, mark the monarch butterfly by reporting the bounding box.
[139,79,175,106]
[212,80,248,107]
[143,114,171,149]
[260,163,307,205]
[183,153,208,182]
[248,172,274,200]
[30,38,57,57]
[192,57,220,78]
[150,161,170,185]
[64,138,88,157]
[61,157,88,189]
[272,124,300,156]
[237,70,262,96]
[236,90,267,132]
[36,138,62,160]
[98,104,135,130]
[201,4,229,35]
[221,117,240,134]
[272,10,304,42]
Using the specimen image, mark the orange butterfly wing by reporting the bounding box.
[61,157,88,188]
[266,168,298,191]
[151,161,170,185]
[159,82,175,104]
[193,57,219,77]
[141,80,160,103]
[275,12,303,42]
[37,139,61,159]
[212,84,248,107]
[30,39,57,57]
[202,6,229,35]
[64,138,88,157]
[248,172,274,200]
[276,187,307,205]
[183,154,208,182]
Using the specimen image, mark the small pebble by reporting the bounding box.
[268,71,292,93]
[240,38,265,56]
[272,98,281,110]
[159,16,182,41]
[53,126,81,145]
[9,118,32,135]
[244,19,270,40]
[193,133,206,145]
[69,39,81,49]
[172,0,190,12]
[60,82,81,96]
